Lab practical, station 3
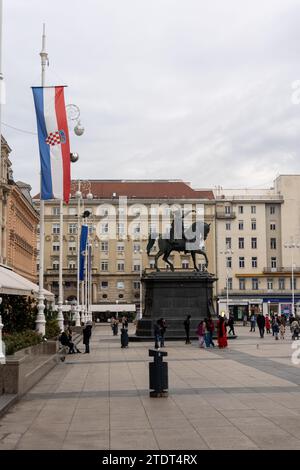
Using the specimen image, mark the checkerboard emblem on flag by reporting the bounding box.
[45,130,66,146]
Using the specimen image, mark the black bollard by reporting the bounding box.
[149,349,168,397]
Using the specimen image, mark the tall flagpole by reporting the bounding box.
[75,182,82,326]
[36,24,47,335]
[57,199,64,331]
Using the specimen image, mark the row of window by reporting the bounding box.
[224,205,276,215]
[225,221,276,231]
[227,256,277,269]
[50,260,196,271]
[228,277,297,291]
[226,237,277,249]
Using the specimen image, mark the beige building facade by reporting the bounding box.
[34,180,215,318]
[215,175,300,319]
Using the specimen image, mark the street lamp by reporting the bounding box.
[284,241,300,317]
[134,248,143,319]
[220,244,234,318]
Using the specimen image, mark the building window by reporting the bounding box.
[182,259,189,269]
[226,237,232,249]
[227,278,233,290]
[37,224,40,235]
[251,206,256,214]
[68,207,76,215]
[271,257,277,268]
[52,224,60,234]
[102,294,108,299]
[225,206,231,214]
[101,261,108,271]
[270,223,276,231]
[117,243,124,253]
[270,238,276,249]
[133,281,140,290]
[68,224,77,234]
[267,278,273,290]
[279,278,285,290]
[238,238,244,249]
[251,219,256,230]
[52,243,60,252]
[133,263,141,272]
[52,261,59,270]
[101,281,108,289]
[270,206,276,215]
[101,241,108,252]
[290,278,297,290]
[52,207,60,216]
[252,257,257,268]
[117,281,124,289]
[251,238,257,249]
[225,222,231,230]
[239,278,245,290]
[119,294,124,299]
[238,220,244,230]
[133,223,140,234]
[133,244,140,253]
[239,257,245,268]
[238,206,243,214]
[68,242,76,254]
[68,261,76,270]
[226,257,232,268]
[117,262,125,272]
[252,278,259,290]
[101,223,109,234]
[149,259,155,269]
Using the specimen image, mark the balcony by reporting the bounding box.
[216,211,236,220]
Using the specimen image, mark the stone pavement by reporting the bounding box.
[1,324,300,450]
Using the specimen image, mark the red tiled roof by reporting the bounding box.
[33,180,214,200]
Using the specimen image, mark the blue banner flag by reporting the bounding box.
[79,225,88,281]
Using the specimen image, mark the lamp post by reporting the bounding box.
[284,241,300,317]
[220,244,234,319]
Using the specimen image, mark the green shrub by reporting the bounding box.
[45,319,61,339]
[3,330,42,355]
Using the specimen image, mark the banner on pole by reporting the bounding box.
[79,225,88,282]
[32,86,71,203]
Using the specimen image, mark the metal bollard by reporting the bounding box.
[149,349,168,397]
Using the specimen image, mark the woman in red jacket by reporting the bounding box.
[217,316,228,348]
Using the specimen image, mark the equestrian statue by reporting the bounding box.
[146,210,211,272]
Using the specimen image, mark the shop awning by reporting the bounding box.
[0,265,54,300]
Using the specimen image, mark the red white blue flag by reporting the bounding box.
[32,86,70,203]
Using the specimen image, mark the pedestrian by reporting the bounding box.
[121,316,129,348]
[256,313,265,338]
[249,313,256,332]
[227,314,235,336]
[67,327,81,353]
[158,318,167,347]
[83,321,92,353]
[112,317,119,336]
[204,318,211,347]
[183,314,191,344]
[265,315,271,334]
[280,321,285,340]
[243,313,248,327]
[59,329,75,357]
[206,315,215,347]
[291,318,300,340]
[217,316,228,348]
[154,320,161,349]
[196,320,206,348]
[273,320,279,340]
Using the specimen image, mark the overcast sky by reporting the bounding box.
[2,0,300,195]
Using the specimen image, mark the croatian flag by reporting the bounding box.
[79,225,88,282]
[32,86,71,203]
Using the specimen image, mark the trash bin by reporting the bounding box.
[149,349,168,397]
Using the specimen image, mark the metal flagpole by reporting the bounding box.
[75,182,82,326]
[36,24,48,335]
[57,199,64,331]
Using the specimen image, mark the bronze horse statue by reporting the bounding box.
[146,220,211,272]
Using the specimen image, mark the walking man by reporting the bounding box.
[184,314,191,344]
[256,312,265,338]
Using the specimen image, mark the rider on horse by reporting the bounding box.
[169,209,196,250]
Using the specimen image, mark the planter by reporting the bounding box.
[0,340,59,396]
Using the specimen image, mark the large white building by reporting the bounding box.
[215,175,300,319]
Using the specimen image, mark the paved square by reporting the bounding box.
[1,324,300,449]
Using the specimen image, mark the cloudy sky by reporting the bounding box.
[2,0,300,195]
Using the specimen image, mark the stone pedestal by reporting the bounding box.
[136,271,217,339]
